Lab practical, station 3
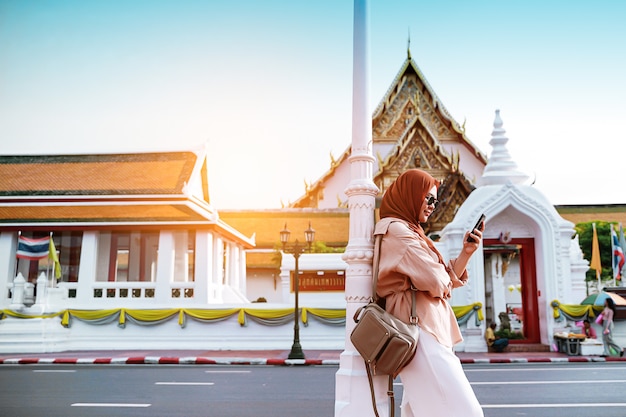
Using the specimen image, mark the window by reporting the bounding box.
[100,231,159,282]
[173,230,195,282]
[17,231,83,283]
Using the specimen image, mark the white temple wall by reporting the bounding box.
[279,253,348,307]
[317,159,352,208]
[246,269,280,303]
[0,307,346,353]
[440,142,486,183]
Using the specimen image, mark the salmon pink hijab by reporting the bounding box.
[379,169,445,264]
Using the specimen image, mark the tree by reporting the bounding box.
[575,221,618,282]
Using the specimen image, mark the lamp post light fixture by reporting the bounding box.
[280,221,315,360]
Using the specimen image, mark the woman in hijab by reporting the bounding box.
[375,169,484,417]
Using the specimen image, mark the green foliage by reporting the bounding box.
[575,221,622,282]
[272,240,344,263]
[310,241,344,253]
[495,329,524,339]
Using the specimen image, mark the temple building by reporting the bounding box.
[2,50,625,353]
[0,149,254,307]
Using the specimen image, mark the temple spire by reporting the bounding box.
[407,28,411,60]
[477,109,529,186]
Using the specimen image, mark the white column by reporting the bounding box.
[227,244,242,292]
[173,231,189,282]
[335,1,382,415]
[34,272,48,306]
[155,231,174,303]
[225,243,235,289]
[75,231,99,304]
[9,272,26,310]
[193,231,210,304]
[0,232,17,307]
[94,232,111,282]
[213,236,224,302]
[128,232,141,281]
[206,232,216,302]
[238,246,247,296]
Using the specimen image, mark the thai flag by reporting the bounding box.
[611,226,625,281]
[16,236,50,260]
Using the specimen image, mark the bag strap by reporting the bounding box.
[365,363,395,417]
[371,234,383,303]
[365,232,417,417]
[372,233,417,322]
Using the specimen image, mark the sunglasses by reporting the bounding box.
[425,195,439,208]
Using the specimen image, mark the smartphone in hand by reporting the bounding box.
[466,214,486,243]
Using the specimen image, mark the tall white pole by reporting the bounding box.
[334,1,383,416]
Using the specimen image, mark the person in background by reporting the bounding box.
[375,169,484,417]
[485,322,509,352]
[601,297,624,357]
[580,319,597,339]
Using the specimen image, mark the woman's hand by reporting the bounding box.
[463,227,483,254]
[452,225,484,279]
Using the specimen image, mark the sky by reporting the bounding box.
[1,0,625,209]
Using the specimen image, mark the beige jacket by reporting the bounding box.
[374,217,468,348]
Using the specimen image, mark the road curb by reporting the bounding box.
[459,356,626,364]
[0,357,341,366]
[1,356,625,366]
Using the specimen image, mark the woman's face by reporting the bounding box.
[418,185,438,223]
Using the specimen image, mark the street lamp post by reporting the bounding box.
[280,221,315,360]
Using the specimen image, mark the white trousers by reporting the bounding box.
[398,328,483,417]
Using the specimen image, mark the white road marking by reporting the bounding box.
[71,403,151,407]
[32,370,76,373]
[204,370,251,373]
[482,403,626,408]
[155,382,215,386]
[472,379,626,385]
[466,365,626,372]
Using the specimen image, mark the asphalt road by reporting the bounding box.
[1,362,625,417]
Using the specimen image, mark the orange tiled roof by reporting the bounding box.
[0,202,206,224]
[555,205,626,226]
[0,153,196,195]
[219,209,350,249]
[246,251,281,269]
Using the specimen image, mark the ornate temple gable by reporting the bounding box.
[426,171,475,235]
[374,121,454,193]
[373,70,454,143]
[372,56,486,165]
[290,50,486,209]
[373,118,472,235]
